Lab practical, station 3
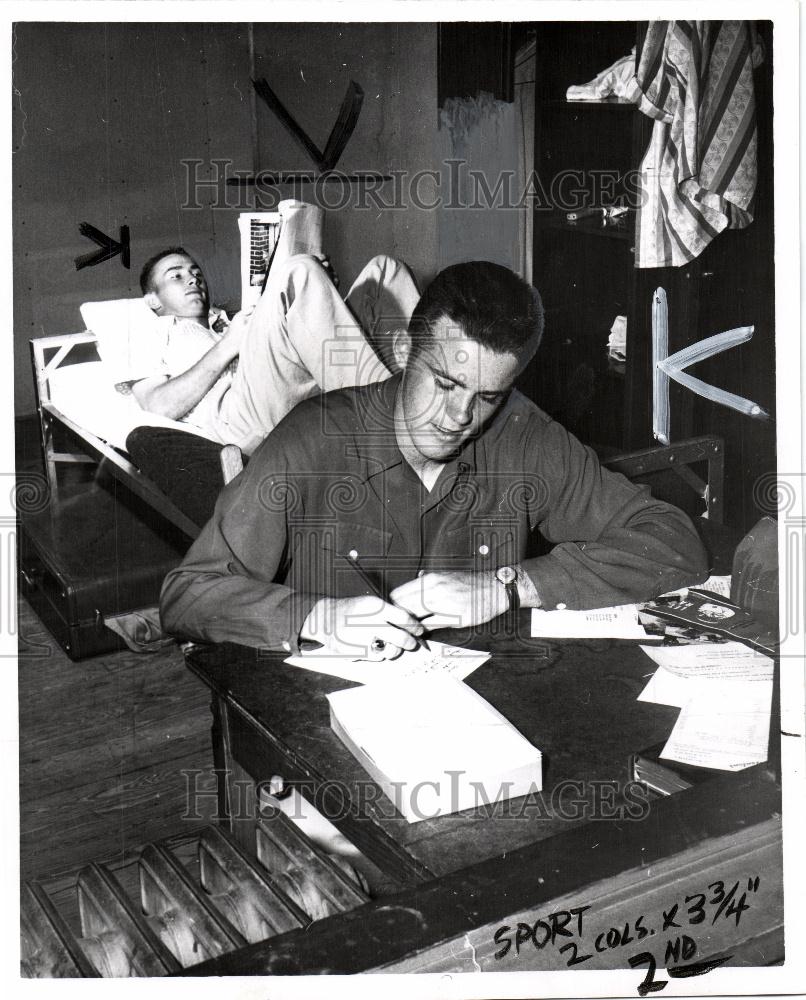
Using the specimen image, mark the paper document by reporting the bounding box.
[637,642,773,770]
[531,603,647,639]
[285,640,490,686]
[639,641,773,684]
[661,678,773,771]
[657,575,732,601]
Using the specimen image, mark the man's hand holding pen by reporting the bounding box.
[298,562,540,659]
[299,595,426,661]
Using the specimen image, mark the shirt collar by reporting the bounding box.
[160,308,227,332]
[350,372,479,483]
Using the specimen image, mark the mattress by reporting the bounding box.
[47,361,211,452]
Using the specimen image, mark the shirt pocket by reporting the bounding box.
[443,521,521,571]
[290,523,393,598]
[331,523,393,559]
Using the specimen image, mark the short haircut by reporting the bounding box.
[407,262,544,358]
[139,246,192,295]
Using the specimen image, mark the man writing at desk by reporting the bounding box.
[161,262,708,658]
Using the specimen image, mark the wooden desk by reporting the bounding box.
[184,618,784,976]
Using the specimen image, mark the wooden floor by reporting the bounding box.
[18,597,217,883]
[15,413,218,882]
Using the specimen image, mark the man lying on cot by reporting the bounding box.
[115,248,420,456]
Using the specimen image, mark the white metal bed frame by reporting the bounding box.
[30,332,205,538]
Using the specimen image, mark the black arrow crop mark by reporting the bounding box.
[252,77,364,173]
[75,222,130,271]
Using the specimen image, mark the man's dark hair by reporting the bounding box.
[139,246,192,295]
[407,261,544,357]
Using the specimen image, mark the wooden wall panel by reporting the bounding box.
[12,22,441,416]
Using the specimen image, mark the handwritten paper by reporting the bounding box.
[285,640,490,686]
[637,642,773,770]
[531,604,648,640]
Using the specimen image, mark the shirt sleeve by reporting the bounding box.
[159,432,321,651]
[520,419,709,610]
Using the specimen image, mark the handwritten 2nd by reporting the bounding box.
[492,875,761,995]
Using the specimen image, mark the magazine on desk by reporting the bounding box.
[644,589,778,655]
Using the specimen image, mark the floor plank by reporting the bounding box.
[18,598,216,882]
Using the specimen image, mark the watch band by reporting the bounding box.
[495,566,520,629]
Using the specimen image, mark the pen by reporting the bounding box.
[341,550,430,652]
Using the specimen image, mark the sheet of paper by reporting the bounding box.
[636,641,773,770]
[285,640,490,686]
[639,641,773,681]
[637,666,689,708]
[661,677,773,771]
[638,642,773,707]
[531,603,647,639]
[657,574,732,600]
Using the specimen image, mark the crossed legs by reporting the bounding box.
[216,254,419,455]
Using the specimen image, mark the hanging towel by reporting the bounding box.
[627,21,764,268]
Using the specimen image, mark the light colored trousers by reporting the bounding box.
[215,254,420,455]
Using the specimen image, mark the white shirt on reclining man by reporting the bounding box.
[122,247,419,456]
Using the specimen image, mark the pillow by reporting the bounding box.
[80,298,167,385]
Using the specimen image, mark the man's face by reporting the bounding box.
[397,317,522,463]
[145,253,209,320]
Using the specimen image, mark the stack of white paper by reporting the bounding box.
[638,642,773,771]
[327,675,542,823]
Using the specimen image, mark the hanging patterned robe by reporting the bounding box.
[627,21,764,268]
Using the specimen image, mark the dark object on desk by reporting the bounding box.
[631,741,722,797]
[731,515,778,630]
[645,589,777,655]
[18,482,186,660]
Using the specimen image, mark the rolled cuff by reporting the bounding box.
[521,556,580,611]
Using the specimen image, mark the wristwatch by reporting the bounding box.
[494,565,520,629]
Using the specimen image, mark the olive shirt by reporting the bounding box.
[160,373,708,651]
